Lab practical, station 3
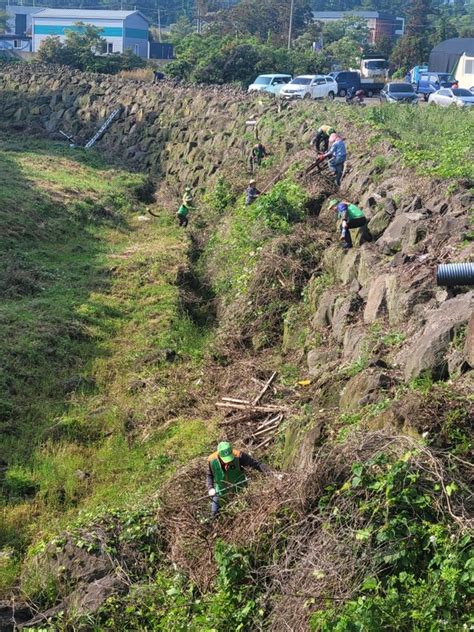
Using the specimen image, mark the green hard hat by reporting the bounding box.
[328,199,339,209]
[217,441,235,463]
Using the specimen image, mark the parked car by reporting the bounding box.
[415,72,453,101]
[330,71,360,97]
[428,87,474,107]
[248,74,292,96]
[379,82,419,104]
[280,75,337,100]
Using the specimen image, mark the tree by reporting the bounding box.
[208,0,313,46]
[37,23,144,74]
[374,33,395,58]
[390,0,433,71]
[37,36,75,65]
[326,36,363,68]
[322,16,369,48]
[170,15,194,43]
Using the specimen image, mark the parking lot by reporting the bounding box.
[334,95,427,106]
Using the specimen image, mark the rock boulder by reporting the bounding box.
[404,292,474,381]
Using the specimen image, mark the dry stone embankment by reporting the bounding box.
[0,63,257,188]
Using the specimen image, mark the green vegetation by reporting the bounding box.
[97,541,260,631]
[204,179,308,300]
[0,83,472,631]
[310,454,472,631]
[348,104,474,180]
[37,23,145,74]
[0,135,215,593]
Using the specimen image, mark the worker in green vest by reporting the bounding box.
[207,441,269,517]
[177,202,189,227]
[182,185,193,206]
[328,199,370,250]
[311,125,335,153]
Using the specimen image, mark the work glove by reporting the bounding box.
[208,488,216,497]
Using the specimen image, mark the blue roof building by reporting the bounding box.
[31,9,150,59]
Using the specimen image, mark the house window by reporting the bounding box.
[134,44,139,55]
[465,59,474,75]
[107,42,114,53]
[14,40,21,49]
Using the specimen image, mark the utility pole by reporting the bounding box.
[287,0,294,50]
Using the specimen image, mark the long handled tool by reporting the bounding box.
[84,107,121,149]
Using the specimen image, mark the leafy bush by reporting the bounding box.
[203,177,236,215]
[97,541,260,630]
[166,34,331,85]
[310,454,472,631]
[204,179,308,299]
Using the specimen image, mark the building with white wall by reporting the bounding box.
[6,5,39,38]
[31,9,150,59]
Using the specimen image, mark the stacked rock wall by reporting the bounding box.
[0,63,256,188]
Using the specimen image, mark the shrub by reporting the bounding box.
[3,466,38,500]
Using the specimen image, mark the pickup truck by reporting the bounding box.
[415,72,454,100]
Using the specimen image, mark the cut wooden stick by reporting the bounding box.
[221,397,251,404]
[256,413,282,430]
[252,423,279,438]
[220,416,258,426]
[254,435,274,450]
[252,371,277,405]
[216,402,284,413]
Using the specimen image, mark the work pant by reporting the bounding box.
[329,160,345,186]
[211,495,220,517]
[341,217,367,249]
[178,215,188,227]
[315,131,329,152]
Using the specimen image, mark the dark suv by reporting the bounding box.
[379,82,419,103]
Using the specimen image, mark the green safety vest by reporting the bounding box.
[208,450,247,496]
[177,204,189,217]
[347,203,365,220]
[319,125,333,135]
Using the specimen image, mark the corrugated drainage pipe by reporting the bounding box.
[436,263,474,287]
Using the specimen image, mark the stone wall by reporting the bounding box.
[1,63,473,386]
[0,63,258,188]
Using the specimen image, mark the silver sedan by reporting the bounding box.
[428,88,474,107]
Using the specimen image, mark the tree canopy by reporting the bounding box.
[37,23,145,73]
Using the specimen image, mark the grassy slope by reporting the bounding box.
[0,136,216,593]
[0,102,472,626]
